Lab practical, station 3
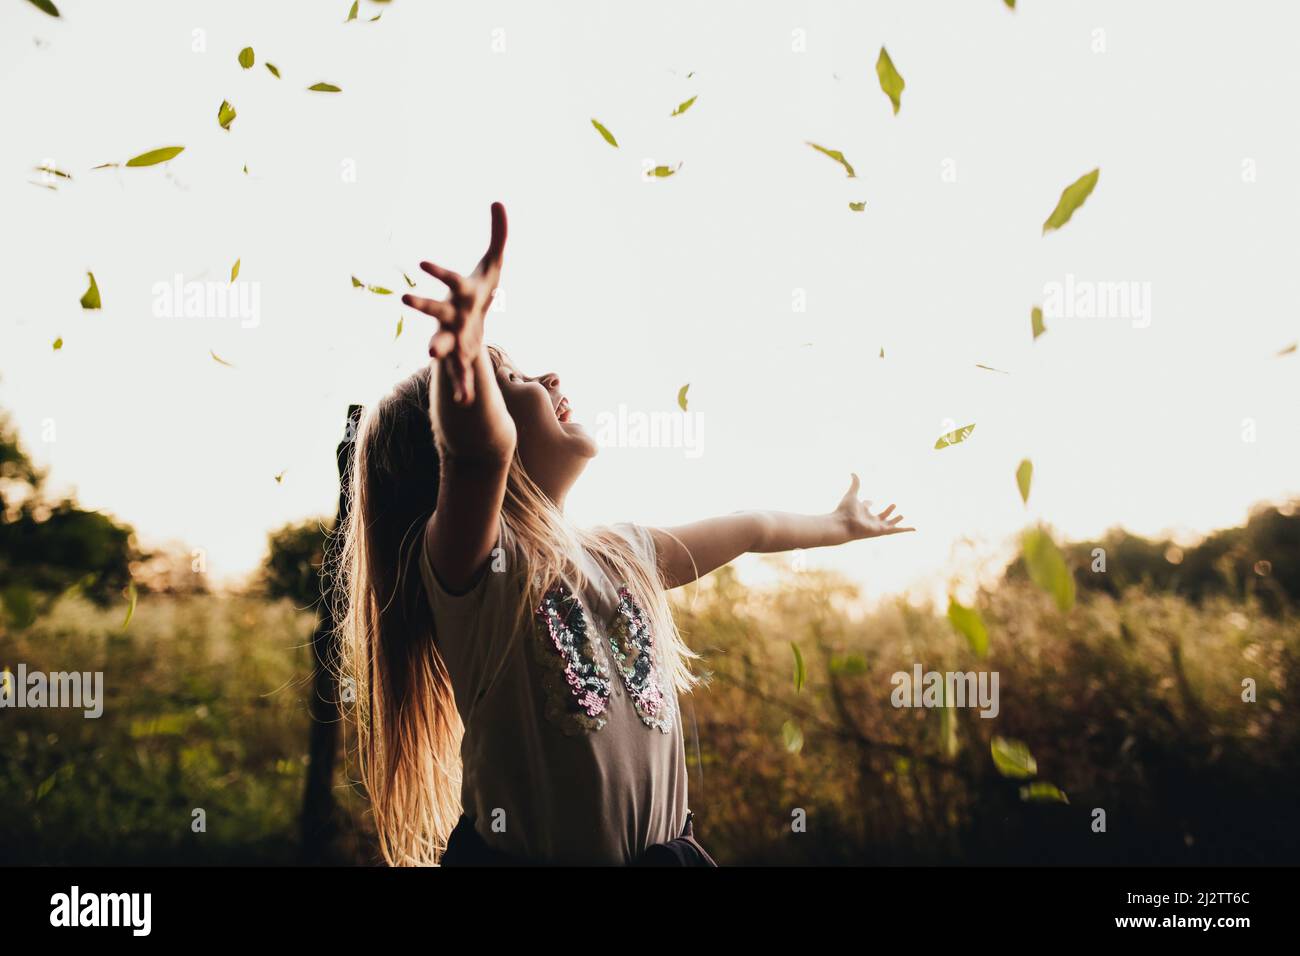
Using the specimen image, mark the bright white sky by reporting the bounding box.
[2,0,1297,602]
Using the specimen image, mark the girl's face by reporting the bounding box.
[492,350,598,497]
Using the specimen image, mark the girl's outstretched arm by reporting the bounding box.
[403,202,516,593]
[648,474,913,589]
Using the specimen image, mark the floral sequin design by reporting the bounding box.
[533,584,611,735]
[607,587,674,733]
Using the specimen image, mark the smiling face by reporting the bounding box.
[489,346,598,504]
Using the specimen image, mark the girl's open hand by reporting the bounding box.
[834,473,914,541]
[402,202,508,404]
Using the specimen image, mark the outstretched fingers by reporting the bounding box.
[419,260,463,292]
[479,201,508,273]
[402,293,454,323]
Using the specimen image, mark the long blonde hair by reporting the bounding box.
[334,358,698,866]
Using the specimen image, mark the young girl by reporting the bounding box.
[338,202,913,866]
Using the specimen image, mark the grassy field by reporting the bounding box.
[2,569,1297,865]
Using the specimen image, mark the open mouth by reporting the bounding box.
[555,396,573,423]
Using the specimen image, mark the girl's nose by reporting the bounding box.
[539,372,560,390]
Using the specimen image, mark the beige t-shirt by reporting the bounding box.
[418,520,688,864]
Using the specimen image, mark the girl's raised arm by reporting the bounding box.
[648,473,913,589]
[403,202,516,593]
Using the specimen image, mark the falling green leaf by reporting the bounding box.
[671,95,697,116]
[351,276,364,288]
[308,82,342,92]
[975,363,1009,374]
[346,0,358,21]
[210,349,234,367]
[806,142,856,178]
[25,0,60,16]
[1276,342,1296,357]
[590,118,619,147]
[934,423,975,449]
[1003,0,1016,8]
[403,273,416,288]
[1016,459,1033,505]
[1021,526,1076,611]
[369,13,382,21]
[947,597,988,657]
[52,336,63,351]
[394,315,404,340]
[1031,305,1046,340]
[1020,781,1070,804]
[647,164,681,178]
[79,272,101,309]
[677,383,689,412]
[879,347,885,358]
[791,642,806,692]
[265,62,281,78]
[781,720,804,754]
[875,46,905,115]
[121,580,137,632]
[218,100,237,131]
[238,46,255,69]
[991,736,1037,779]
[34,165,71,180]
[1042,167,1100,235]
[274,471,285,484]
[369,285,393,295]
[849,201,866,212]
[230,259,240,283]
[125,146,185,167]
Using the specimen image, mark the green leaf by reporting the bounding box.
[849,201,866,212]
[25,0,60,17]
[52,336,63,351]
[590,118,619,147]
[947,597,988,657]
[677,383,689,412]
[1020,781,1070,804]
[34,165,71,179]
[308,82,342,92]
[647,164,681,178]
[1276,342,1296,357]
[403,272,416,288]
[671,95,697,116]
[238,46,255,69]
[79,272,101,309]
[218,100,237,131]
[346,0,358,21]
[351,276,364,287]
[781,720,804,754]
[1031,305,1046,340]
[806,141,856,178]
[210,349,235,368]
[975,363,1009,374]
[934,423,975,449]
[791,642,806,692]
[265,62,281,78]
[1021,526,1076,611]
[1016,459,1033,505]
[1003,0,1016,8]
[991,736,1037,778]
[394,315,403,340]
[875,46,905,115]
[120,580,137,632]
[368,285,393,295]
[125,146,185,167]
[1042,167,1100,235]
[829,653,868,677]
[274,471,285,484]
[230,259,240,283]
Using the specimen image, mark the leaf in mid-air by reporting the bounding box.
[368,285,393,295]
[1016,459,1033,505]
[34,165,71,179]
[791,642,807,692]
[125,146,185,167]
[934,423,975,449]
[677,383,689,411]
[308,82,342,92]
[1042,168,1100,235]
[671,95,697,116]
[1020,781,1069,804]
[1021,526,1076,612]
[590,118,618,147]
[875,46,905,115]
[238,46,254,69]
[394,315,403,340]
[1032,306,1046,340]
[781,720,804,754]
[975,363,1009,374]
[209,350,235,367]
[1003,0,1016,8]
[274,471,285,484]
[346,0,358,21]
[218,100,237,130]
[242,163,249,175]
[79,272,101,309]
[25,0,59,16]
[121,580,138,632]
[351,276,364,288]
[849,201,866,212]
[991,736,1037,779]
[879,347,885,358]
[230,259,240,283]
[265,62,281,78]
[647,164,681,178]
[1277,342,1297,357]
[806,142,856,178]
[52,336,63,350]
[947,597,988,657]
[403,273,416,288]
